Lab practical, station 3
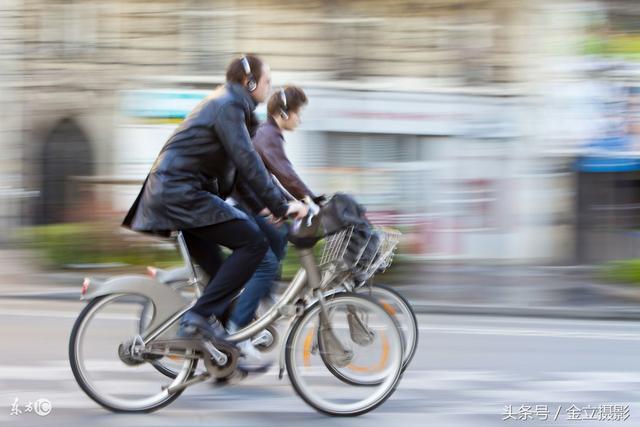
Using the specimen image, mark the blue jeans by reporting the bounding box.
[229,214,288,328]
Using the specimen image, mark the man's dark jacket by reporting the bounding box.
[122,83,288,236]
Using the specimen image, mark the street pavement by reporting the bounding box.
[1,298,639,427]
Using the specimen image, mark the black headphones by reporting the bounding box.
[240,55,257,92]
[279,88,289,120]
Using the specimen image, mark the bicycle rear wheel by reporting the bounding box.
[69,294,197,412]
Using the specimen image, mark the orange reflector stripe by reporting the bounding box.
[346,331,389,373]
[381,302,397,316]
[303,329,314,367]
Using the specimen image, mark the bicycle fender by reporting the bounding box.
[80,274,187,333]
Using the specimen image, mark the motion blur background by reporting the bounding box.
[6,2,640,426]
[2,0,640,278]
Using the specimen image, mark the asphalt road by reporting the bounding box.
[1,298,639,427]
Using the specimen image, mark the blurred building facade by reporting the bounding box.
[2,0,636,263]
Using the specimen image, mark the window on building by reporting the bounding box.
[38,1,97,57]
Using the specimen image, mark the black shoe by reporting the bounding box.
[178,310,230,344]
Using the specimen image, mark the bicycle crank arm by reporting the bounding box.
[146,338,230,365]
[202,340,228,366]
[251,329,274,347]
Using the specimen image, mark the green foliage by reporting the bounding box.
[601,259,640,286]
[21,222,404,282]
[582,35,640,60]
[21,222,181,268]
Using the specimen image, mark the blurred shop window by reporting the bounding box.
[327,133,402,167]
[297,133,328,169]
[323,132,418,209]
[460,179,499,230]
[38,1,97,57]
[439,178,501,232]
[179,1,238,75]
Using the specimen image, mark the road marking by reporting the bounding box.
[418,324,640,340]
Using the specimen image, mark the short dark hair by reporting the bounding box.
[226,54,264,86]
[267,85,308,117]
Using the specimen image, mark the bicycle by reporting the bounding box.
[69,216,405,416]
[147,225,419,384]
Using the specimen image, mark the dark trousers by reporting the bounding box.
[183,219,269,318]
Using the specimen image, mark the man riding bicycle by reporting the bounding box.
[122,55,309,359]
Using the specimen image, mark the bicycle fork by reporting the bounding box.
[316,291,354,368]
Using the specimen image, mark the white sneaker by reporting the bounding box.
[227,321,270,372]
[238,339,271,372]
[238,339,263,361]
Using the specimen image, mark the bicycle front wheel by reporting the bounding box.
[285,293,403,416]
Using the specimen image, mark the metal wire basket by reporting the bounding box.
[319,226,401,282]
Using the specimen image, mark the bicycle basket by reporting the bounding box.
[319,225,401,282]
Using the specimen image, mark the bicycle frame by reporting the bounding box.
[140,232,327,346]
[71,227,407,415]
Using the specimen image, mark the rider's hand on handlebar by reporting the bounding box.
[312,194,327,206]
[286,200,309,220]
[303,195,320,217]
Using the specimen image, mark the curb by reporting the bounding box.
[413,302,640,321]
[589,281,640,303]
